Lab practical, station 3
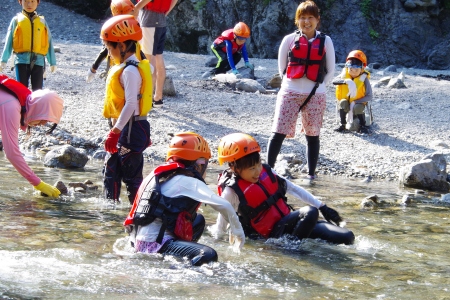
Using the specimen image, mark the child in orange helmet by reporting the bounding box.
[100,15,152,204]
[203,22,254,78]
[211,132,354,245]
[123,132,245,266]
[334,50,373,134]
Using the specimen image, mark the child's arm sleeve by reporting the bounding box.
[45,22,57,66]
[241,44,249,63]
[91,47,108,71]
[353,78,373,104]
[285,179,323,208]
[323,36,336,84]
[225,40,237,70]
[1,18,17,63]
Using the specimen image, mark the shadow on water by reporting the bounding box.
[0,151,449,299]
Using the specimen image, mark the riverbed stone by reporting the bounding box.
[43,145,89,169]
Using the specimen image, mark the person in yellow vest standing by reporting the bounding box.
[132,0,178,108]
[334,50,372,134]
[100,15,152,204]
[1,0,57,91]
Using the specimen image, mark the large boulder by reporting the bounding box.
[399,155,449,192]
[44,145,89,168]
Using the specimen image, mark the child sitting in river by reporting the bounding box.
[209,132,354,245]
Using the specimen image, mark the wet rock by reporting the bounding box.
[204,56,217,67]
[400,194,413,205]
[361,194,379,209]
[441,193,450,203]
[55,181,68,194]
[235,79,266,93]
[68,182,88,190]
[399,158,449,192]
[44,145,89,168]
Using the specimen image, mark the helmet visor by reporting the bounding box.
[235,36,247,41]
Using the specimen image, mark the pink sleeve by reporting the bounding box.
[0,91,41,186]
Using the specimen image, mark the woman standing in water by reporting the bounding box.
[266,0,335,182]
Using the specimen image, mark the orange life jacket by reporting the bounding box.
[285,31,327,82]
[218,164,291,238]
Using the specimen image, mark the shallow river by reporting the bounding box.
[0,151,449,299]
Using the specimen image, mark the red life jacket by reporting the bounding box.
[213,29,243,54]
[218,164,291,238]
[139,0,172,14]
[285,31,327,82]
[124,162,203,243]
[0,74,31,126]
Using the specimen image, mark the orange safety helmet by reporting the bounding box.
[100,15,142,43]
[233,22,251,39]
[166,132,212,162]
[217,133,261,165]
[347,50,367,67]
[111,0,135,16]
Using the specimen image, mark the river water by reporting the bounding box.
[0,150,449,299]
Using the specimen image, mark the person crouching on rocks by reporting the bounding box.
[123,132,245,266]
[203,22,254,78]
[0,74,63,197]
[210,132,354,245]
[100,15,152,204]
[334,50,373,134]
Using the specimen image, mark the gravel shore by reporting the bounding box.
[2,1,450,182]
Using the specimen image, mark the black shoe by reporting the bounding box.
[334,125,347,133]
[153,99,163,108]
[358,126,370,134]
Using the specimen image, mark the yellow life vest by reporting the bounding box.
[13,12,49,55]
[336,69,370,103]
[103,59,153,119]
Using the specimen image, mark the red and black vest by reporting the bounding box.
[140,0,172,14]
[213,29,244,54]
[218,164,291,239]
[124,162,204,243]
[0,74,31,126]
[285,31,327,83]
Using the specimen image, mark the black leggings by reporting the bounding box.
[158,214,218,266]
[269,206,355,245]
[267,133,320,176]
[15,63,44,91]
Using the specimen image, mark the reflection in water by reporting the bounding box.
[0,151,449,299]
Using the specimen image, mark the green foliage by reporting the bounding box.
[45,0,110,19]
[194,0,207,11]
[360,0,372,19]
[444,0,450,9]
[369,27,379,41]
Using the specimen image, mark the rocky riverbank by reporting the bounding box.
[1,1,450,183]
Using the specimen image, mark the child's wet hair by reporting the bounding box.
[104,40,137,52]
[229,151,261,171]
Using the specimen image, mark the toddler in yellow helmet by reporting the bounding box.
[210,132,354,245]
[334,50,373,134]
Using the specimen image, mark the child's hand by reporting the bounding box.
[0,62,6,72]
[86,69,96,83]
[232,69,239,75]
[245,62,254,70]
[50,66,57,73]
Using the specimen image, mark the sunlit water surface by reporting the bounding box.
[0,151,449,299]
